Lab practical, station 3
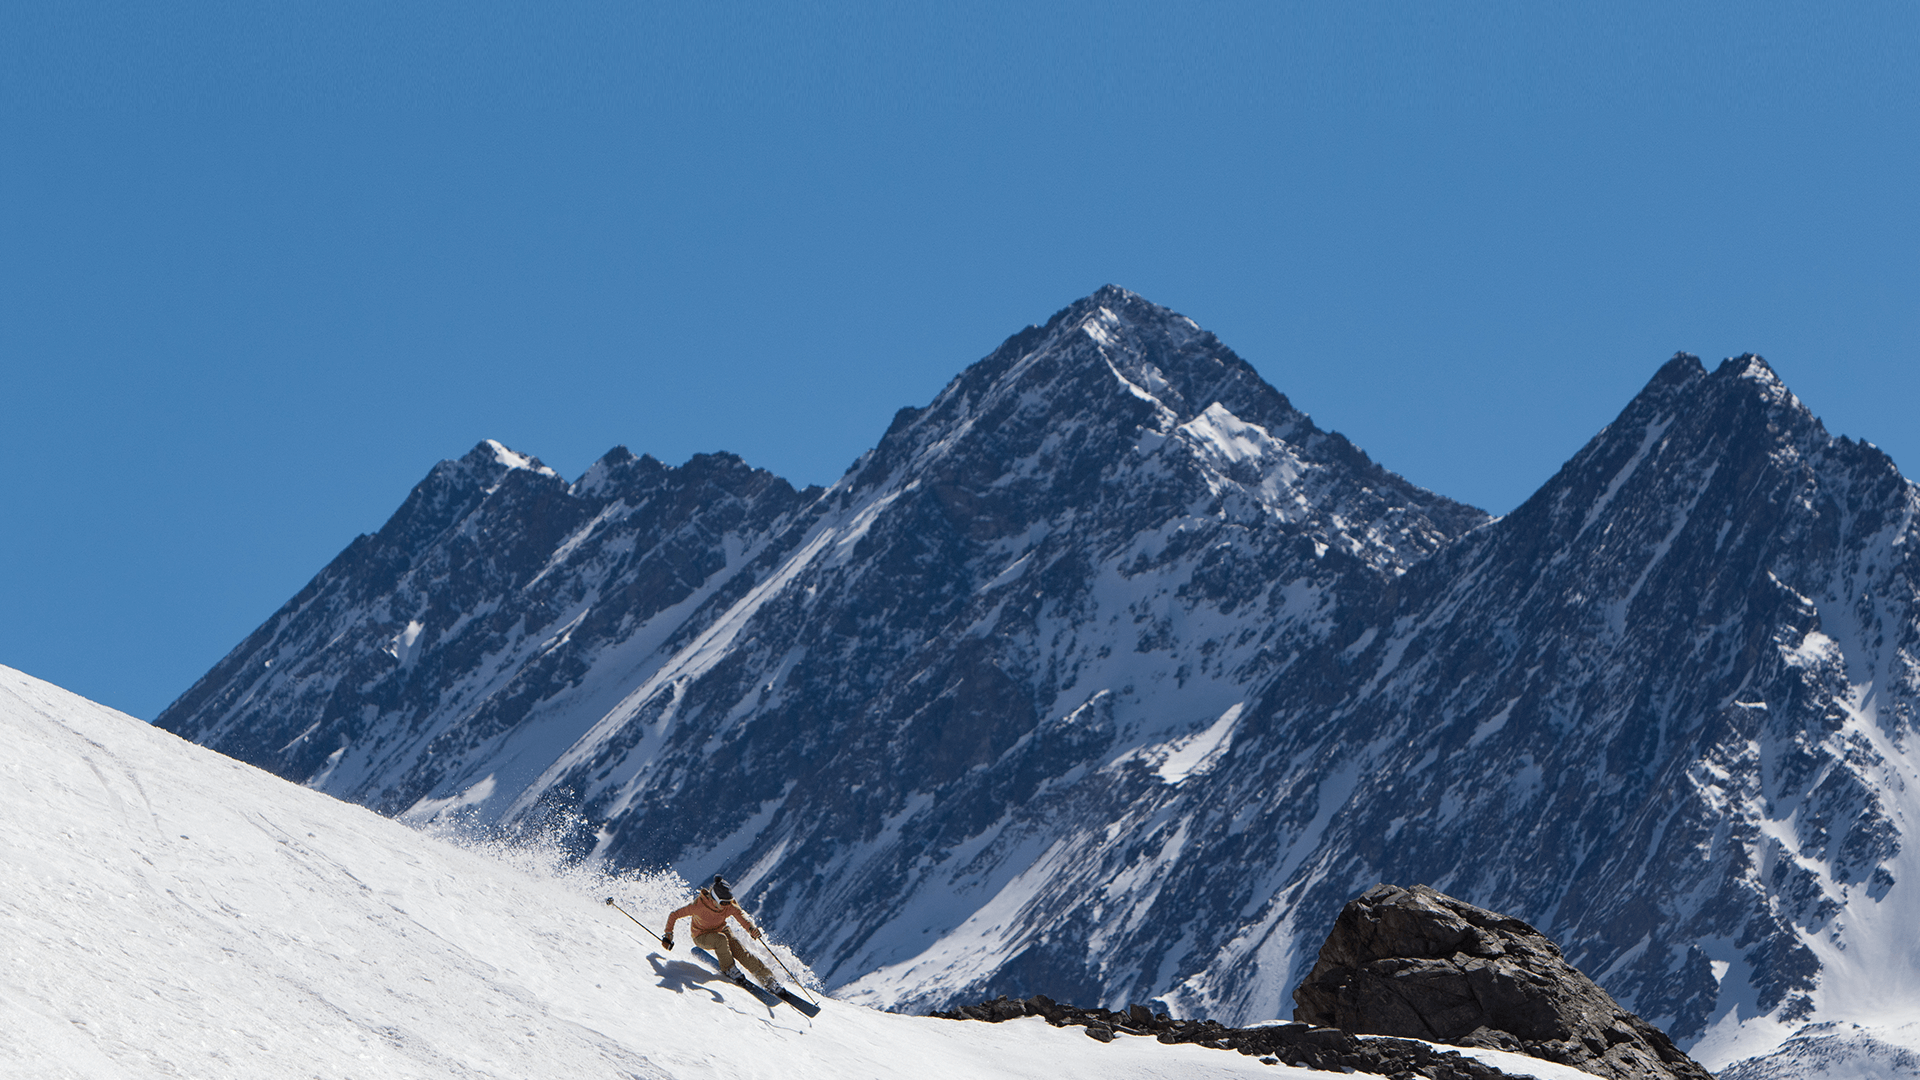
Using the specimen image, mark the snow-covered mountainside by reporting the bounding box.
[155,288,1920,1070]
[3,662,1310,1079]
[1719,1021,1920,1080]
[1149,355,1920,1068]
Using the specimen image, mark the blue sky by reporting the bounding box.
[3,1,1916,720]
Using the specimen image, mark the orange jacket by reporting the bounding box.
[666,890,761,940]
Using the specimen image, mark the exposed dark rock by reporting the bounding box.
[931,993,1536,1078]
[1294,884,1715,1080]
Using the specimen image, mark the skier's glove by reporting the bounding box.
[662,933,674,951]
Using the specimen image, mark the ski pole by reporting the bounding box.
[759,942,817,1004]
[735,904,818,1004]
[605,897,666,944]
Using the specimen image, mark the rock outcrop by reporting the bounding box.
[1293,884,1713,1080]
[932,993,1534,1079]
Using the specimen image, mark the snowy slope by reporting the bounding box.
[2,662,1313,1080]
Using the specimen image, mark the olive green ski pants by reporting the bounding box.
[694,929,774,987]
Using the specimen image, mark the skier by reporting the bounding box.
[662,875,779,991]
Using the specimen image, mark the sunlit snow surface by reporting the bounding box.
[1,664,1316,1079]
[1355,1037,1596,1080]
[1717,1021,1920,1080]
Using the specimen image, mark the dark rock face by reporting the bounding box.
[1294,885,1714,1080]
[934,993,1538,1079]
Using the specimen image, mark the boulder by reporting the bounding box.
[1293,884,1714,1080]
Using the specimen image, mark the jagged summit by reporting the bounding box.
[1717,350,1789,387]
[920,284,1293,437]
[850,285,1483,555]
[571,444,643,497]
[477,437,557,476]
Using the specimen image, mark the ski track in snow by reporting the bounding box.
[2,664,1325,1080]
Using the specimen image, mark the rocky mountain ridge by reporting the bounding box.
[1164,352,1920,1054]
[157,288,1920,1071]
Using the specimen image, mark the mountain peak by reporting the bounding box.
[1025,288,1270,427]
[840,288,1480,549]
[844,286,1273,493]
[1654,351,1706,383]
[1048,285,1202,349]
[1059,283,1150,318]
[1714,352,1773,380]
[469,439,557,478]
[1712,352,1800,408]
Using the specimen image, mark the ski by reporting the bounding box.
[607,894,821,1018]
[691,946,821,1017]
[773,986,823,1018]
